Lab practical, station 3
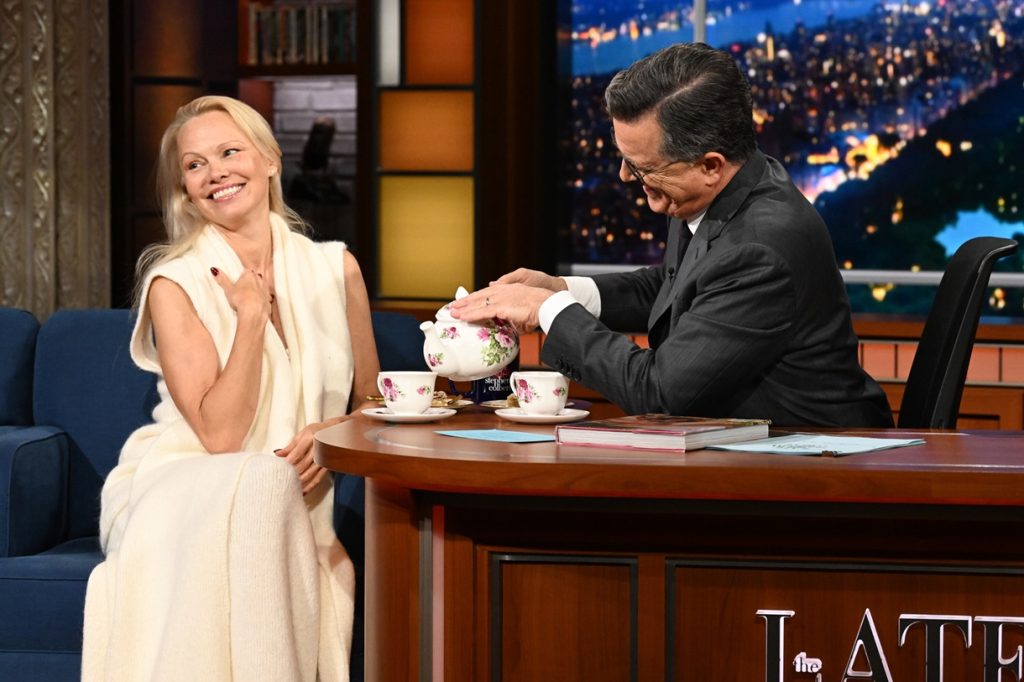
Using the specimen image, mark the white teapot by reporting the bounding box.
[419,287,519,382]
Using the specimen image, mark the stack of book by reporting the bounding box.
[555,414,770,452]
[244,2,356,67]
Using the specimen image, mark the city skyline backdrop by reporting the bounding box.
[558,0,1024,315]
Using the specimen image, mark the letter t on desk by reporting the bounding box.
[899,614,972,682]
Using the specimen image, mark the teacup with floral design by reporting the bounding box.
[377,371,437,415]
[510,371,569,416]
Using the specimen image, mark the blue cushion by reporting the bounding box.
[33,310,159,540]
[371,311,428,371]
[0,652,82,682]
[0,426,67,557]
[0,537,100,653]
[0,309,38,426]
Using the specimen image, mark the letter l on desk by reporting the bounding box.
[758,609,795,682]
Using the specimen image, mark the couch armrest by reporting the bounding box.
[0,426,68,557]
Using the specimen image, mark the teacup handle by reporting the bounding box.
[510,372,522,400]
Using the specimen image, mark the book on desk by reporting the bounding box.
[554,414,770,451]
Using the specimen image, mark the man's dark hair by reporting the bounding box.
[605,42,757,164]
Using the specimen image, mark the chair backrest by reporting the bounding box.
[370,310,428,371]
[0,308,39,426]
[33,309,159,540]
[898,236,1018,429]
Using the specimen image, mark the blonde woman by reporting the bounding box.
[82,96,379,681]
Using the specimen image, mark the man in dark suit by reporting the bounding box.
[451,42,893,427]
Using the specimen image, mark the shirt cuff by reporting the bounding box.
[538,290,579,334]
[563,276,601,317]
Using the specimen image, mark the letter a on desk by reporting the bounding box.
[844,609,894,681]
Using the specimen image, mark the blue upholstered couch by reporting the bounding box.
[0,307,425,681]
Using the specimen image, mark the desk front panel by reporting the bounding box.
[437,496,1024,682]
[317,418,1024,681]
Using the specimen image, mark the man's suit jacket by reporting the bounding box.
[542,151,894,427]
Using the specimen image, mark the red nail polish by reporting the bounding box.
[210,267,219,276]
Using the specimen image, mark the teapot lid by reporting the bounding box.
[435,286,470,322]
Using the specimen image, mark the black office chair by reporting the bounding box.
[897,236,1019,429]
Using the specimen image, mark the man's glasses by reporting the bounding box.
[621,156,690,190]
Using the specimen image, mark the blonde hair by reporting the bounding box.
[134,95,307,305]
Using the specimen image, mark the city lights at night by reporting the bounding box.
[559,0,1024,314]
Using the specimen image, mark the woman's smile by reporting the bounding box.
[210,183,245,201]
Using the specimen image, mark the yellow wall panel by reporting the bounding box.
[379,91,474,171]
[405,0,474,85]
[379,176,474,298]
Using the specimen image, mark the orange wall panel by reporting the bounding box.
[379,91,474,171]
[861,342,897,381]
[1002,347,1024,383]
[895,342,917,379]
[517,332,542,367]
[404,0,474,84]
[966,346,1001,383]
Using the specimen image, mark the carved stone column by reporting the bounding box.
[0,0,109,318]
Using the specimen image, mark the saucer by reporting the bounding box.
[480,400,514,409]
[362,407,458,423]
[494,407,590,424]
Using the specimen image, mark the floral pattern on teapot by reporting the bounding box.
[478,323,517,368]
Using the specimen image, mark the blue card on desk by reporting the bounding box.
[436,429,556,444]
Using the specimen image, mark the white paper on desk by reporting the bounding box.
[706,434,925,456]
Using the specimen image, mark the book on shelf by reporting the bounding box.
[554,414,770,452]
[244,1,356,68]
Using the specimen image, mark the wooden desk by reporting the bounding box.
[316,414,1024,682]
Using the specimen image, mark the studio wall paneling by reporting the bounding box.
[403,0,473,85]
[373,0,476,299]
[378,90,474,171]
[130,85,206,212]
[109,0,237,307]
[1,0,110,317]
[378,176,473,298]
[133,1,203,76]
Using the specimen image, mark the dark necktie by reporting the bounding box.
[670,225,693,281]
[648,220,689,331]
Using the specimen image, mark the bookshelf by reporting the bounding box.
[235,0,371,252]
[238,0,357,74]
[238,63,357,78]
